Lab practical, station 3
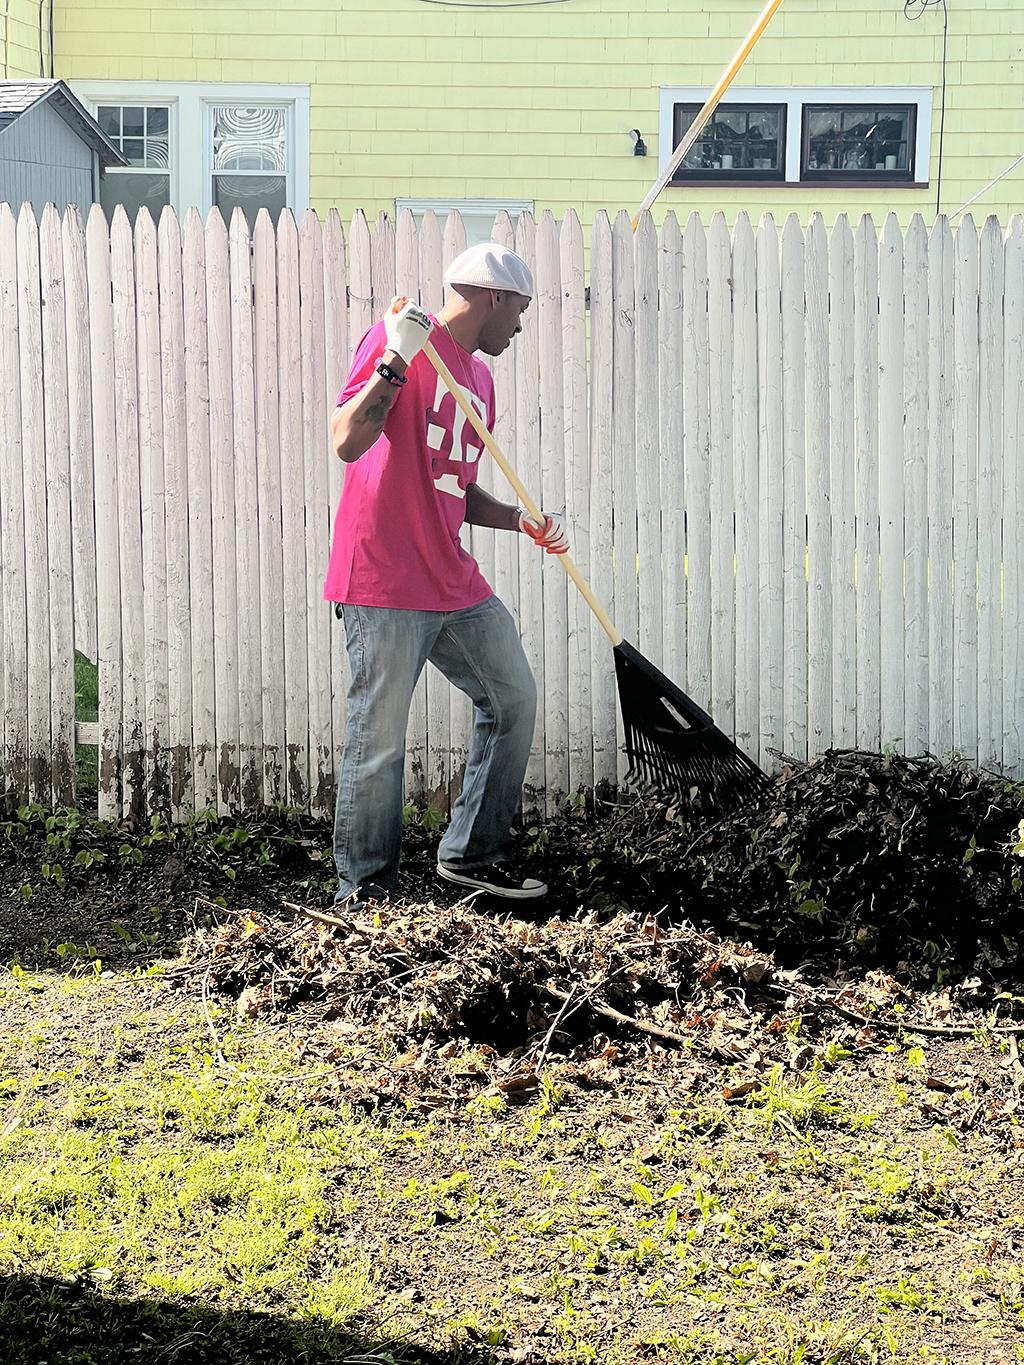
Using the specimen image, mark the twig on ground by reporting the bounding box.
[282,899,350,929]
[541,984,689,1048]
[769,983,1024,1036]
[533,984,582,1071]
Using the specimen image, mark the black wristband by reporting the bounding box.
[376,360,407,387]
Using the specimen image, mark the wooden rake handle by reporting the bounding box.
[423,338,622,648]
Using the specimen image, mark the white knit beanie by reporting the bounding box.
[443,242,534,300]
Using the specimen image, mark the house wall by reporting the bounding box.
[3,0,50,79]
[0,98,93,213]
[54,0,1024,228]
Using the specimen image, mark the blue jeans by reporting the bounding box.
[332,595,537,901]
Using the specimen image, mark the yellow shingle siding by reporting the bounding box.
[3,0,51,78]
[55,0,1024,227]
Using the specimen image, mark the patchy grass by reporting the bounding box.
[1,969,1023,1364]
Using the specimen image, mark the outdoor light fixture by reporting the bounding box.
[630,129,647,157]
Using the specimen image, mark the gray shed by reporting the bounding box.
[0,79,125,216]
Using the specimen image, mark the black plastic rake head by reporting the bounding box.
[613,639,770,812]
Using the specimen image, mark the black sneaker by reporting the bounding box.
[436,861,548,900]
[334,882,391,913]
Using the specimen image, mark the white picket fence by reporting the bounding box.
[0,201,1022,822]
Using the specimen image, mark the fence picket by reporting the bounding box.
[878,213,905,751]
[903,215,929,755]
[62,207,97,666]
[253,208,285,808]
[135,208,169,813]
[182,209,216,813]
[708,212,735,738]
[110,207,146,820]
[977,216,1003,771]
[228,210,262,811]
[756,215,783,767]
[589,212,616,791]
[854,216,880,753]
[684,212,712,719]
[299,210,332,817]
[952,217,980,764]
[205,210,239,812]
[611,211,638,788]
[803,214,830,754]
[537,211,568,812]
[732,214,758,758]
[658,212,685,695]
[1004,216,1024,774]
[277,212,309,808]
[928,216,955,759]
[158,207,192,819]
[561,209,592,796]
[17,206,50,803]
[829,215,857,749]
[0,204,27,802]
[634,212,662,678]
[40,204,74,806]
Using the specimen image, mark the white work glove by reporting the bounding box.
[518,509,569,555]
[383,295,432,366]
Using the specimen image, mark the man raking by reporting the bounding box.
[325,243,567,910]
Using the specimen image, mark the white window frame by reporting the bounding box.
[72,80,311,217]
[658,86,932,187]
[396,198,535,245]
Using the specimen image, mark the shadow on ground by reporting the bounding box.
[0,1273,531,1365]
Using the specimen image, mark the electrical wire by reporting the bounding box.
[904,0,949,216]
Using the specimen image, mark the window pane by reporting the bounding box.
[677,103,783,175]
[804,104,913,176]
[99,171,171,226]
[212,106,286,173]
[213,173,287,230]
[121,106,145,138]
[96,104,172,169]
[96,105,120,139]
[121,137,145,167]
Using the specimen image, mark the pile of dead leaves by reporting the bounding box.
[530,749,1024,984]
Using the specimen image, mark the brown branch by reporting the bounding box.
[540,984,689,1048]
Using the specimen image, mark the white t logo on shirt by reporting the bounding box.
[426,374,486,502]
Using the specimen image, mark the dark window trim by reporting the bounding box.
[670,101,787,185]
[800,102,917,184]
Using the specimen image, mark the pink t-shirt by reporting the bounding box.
[323,319,496,611]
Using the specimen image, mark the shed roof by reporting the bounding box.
[0,80,126,168]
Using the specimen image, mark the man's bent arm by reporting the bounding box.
[463,483,521,531]
[331,350,406,463]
